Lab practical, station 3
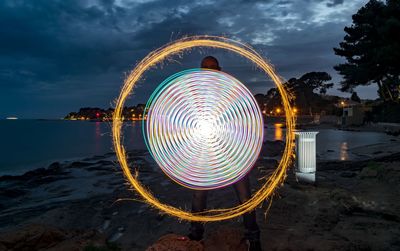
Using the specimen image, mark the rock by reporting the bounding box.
[108,232,124,242]
[340,171,357,178]
[359,167,378,178]
[156,214,165,222]
[386,131,400,136]
[146,234,203,251]
[0,188,27,198]
[0,175,13,182]
[255,158,278,170]
[101,220,110,231]
[48,162,61,170]
[95,160,115,166]
[261,140,285,157]
[203,227,248,251]
[0,224,107,251]
[0,162,70,186]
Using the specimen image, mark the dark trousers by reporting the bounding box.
[190,175,260,240]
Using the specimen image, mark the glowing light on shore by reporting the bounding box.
[143,69,264,190]
[274,123,284,141]
[5,117,18,120]
[112,35,296,222]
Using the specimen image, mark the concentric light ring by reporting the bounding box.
[112,36,296,222]
[143,69,264,190]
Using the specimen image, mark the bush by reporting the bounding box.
[372,102,400,123]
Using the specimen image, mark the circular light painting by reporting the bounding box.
[143,69,264,190]
[112,36,296,222]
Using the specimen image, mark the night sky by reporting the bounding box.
[0,0,374,119]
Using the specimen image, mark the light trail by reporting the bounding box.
[112,35,296,222]
[143,69,264,190]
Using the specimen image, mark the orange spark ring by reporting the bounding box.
[112,35,295,222]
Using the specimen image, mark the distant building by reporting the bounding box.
[339,99,365,126]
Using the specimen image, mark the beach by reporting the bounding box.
[2,0,400,249]
[1,136,399,250]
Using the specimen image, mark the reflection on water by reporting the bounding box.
[264,126,396,162]
[95,122,101,138]
[95,121,101,153]
[274,123,283,141]
[0,120,397,175]
[340,142,349,161]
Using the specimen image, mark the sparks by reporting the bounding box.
[112,35,296,222]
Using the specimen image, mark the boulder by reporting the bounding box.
[0,224,107,251]
[146,234,203,251]
[146,227,248,251]
[203,227,248,251]
[359,167,378,178]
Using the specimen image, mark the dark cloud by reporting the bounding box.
[327,0,345,7]
[0,0,372,118]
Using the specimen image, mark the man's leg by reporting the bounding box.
[189,190,208,240]
[233,176,261,250]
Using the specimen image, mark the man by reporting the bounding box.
[188,56,262,251]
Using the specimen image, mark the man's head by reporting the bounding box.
[200,56,221,71]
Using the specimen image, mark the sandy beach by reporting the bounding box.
[0,138,399,251]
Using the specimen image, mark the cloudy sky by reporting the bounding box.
[0,0,373,119]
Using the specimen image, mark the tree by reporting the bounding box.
[334,0,400,102]
[298,72,334,95]
[265,72,335,115]
[282,72,334,95]
[351,92,361,103]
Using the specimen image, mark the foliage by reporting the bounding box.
[350,92,361,103]
[370,101,400,123]
[334,0,400,102]
[297,72,334,95]
[263,72,336,115]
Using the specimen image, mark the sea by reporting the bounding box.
[0,119,396,176]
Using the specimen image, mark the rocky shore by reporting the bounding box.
[1,140,399,251]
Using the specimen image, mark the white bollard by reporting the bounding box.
[295,131,319,183]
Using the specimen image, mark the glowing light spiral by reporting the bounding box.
[112,36,296,222]
[143,69,264,190]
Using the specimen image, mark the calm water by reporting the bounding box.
[0,120,145,175]
[0,120,395,175]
